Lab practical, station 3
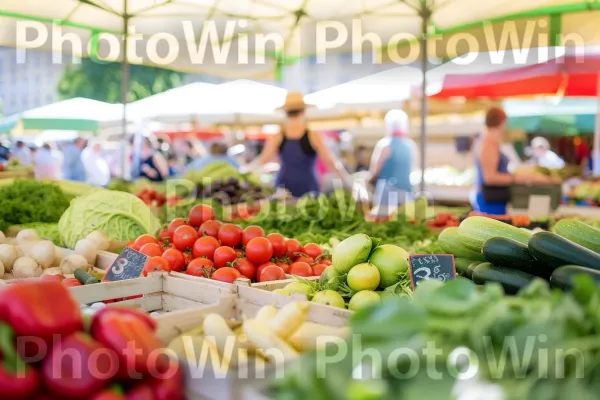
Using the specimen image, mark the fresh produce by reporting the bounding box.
[285,282,313,295]
[245,237,273,265]
[458,216,533,252]
[528,231,600,271]
[25,240,55,270]
[437,227,485,261]
[471,263,537,294]
[550,265,600,290]
[6,223,64,247]
[272,277,600,399]
[0,322,41,399]
[192,235,220,259]
[346,263,380,292]
[135,187,166,207]
[332,233,372,274]
[553,218,600,253]
[58,190,161,249]
[74,268,99,285]
[60,255,90,275]
[347,290,380,311]
[0,180,70,231]
[0,244,20,272]
[482,237,545,276]
[12,257,42,278]
[74,239,98,265]
[311,290,346,308]
[369,244,409,288]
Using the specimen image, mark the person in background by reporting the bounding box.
[62,138,87,182]
[250,92,352,197]
[34,143,62,180]
[574,137,592,173]
[139,136,169,182]
[81,140,110,187]
[368,110,418,209]
[0,141,10,163]
[355,145,370,172]
[11,141,32,166]
[184,142,239,175]
[530,137,565,169]
[471,107,552,215]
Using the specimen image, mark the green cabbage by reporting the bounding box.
[58,190,161,249]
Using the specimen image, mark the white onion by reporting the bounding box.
[53,246,64,266]
[13,257,42,278]
[0,260,4,279]
[0,231,6,244]
[0,244,20,272]
[16,229,39,244]
[75,239,97,266]
[28,241,55,269]
[86,231,110,251]
[60,254,89,274]
[41,267,63,276]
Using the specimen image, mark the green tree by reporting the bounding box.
[58,59,185,103]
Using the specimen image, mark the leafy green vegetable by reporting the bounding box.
[58,190,161,248]
[0,180,70,231]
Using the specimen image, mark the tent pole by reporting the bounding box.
[419,8,429,193]
[594,74,600,176]
[121,0,130,179]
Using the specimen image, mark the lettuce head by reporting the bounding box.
[59,190,161,248]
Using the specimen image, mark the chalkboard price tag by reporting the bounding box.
[408,254,456,289]
[103,247,149,282]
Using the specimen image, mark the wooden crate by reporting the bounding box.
[70,272,231,314]
[155,287,350,400]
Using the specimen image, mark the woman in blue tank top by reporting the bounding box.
[252,93,352,197]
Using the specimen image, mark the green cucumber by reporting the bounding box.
[74,269,99,285]
[528,232,600,272]
[455,258,477,277]
[438,227,485,261]
[554,219,600,254]
[550,265,600,290]
[467,261,487,280]
[471,263,536,295]
[458,216,532,252]
[482,237,548,278]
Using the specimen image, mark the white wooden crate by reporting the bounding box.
[155,288,350,400]
[69,272,230,314]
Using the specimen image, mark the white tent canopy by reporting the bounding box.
[21,97,124,122]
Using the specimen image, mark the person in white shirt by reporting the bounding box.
[530,137,565,169]
[34,144,62,180]
[81,140,110,186]
[12,141,32,166]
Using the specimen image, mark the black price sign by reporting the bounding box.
[408,254,456,289]
[103,247,149,282]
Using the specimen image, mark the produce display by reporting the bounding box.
[167,302,350,371]
[59,190,161,249]
[197,176,267,205]
[0,280,184,399]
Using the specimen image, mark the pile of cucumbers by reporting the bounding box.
[438,216,600,294]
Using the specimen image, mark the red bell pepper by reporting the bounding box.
[125,382,154,400]
[149,360,185,400]
[42,332,118,399]
[91,308,156,332]
[91,385,125,400]
[0,281,82,342]
[0,322,40,399]
[90,309,164,377]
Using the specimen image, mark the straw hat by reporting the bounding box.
[279,92,310,111]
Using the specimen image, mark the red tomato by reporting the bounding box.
[303,243,323,260]
[259,266,286,282]
[256,262,276,280]
[173,225,199,251]
[189,204,216,228]
[275,261,290,274]
[212,267,241,284]
[218,224,243,248]
[62,278,82,287]
[162,248,186,273]
[284,239,303,259]
[199,220,222,238]
[267,233,286,258]
[234,258,257,280]
[139,243,163,257]
[242,225,265,246]
[214,246,237,269]
[41,274,64,283]
[167,218,187,237]
[143,256,171,276]
[321,259,332,266]
[289,262,313,277]
[312,263,328,276]
[295,255,314,265]
[186,258,214,277]
[192,236,221,260]
[235,248,244,258]
[245,237,273,265]
[158,229,172,242]
[133,234,158,251]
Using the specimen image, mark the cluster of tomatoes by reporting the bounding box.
[129,204,330,284]
[136,188,167,207]
[426,212,460,229]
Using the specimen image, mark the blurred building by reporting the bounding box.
[0,47,69,116]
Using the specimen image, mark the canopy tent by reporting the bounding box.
[4,97,125,133]
[503,98,597,135]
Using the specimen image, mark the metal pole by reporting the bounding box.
[419,9,429,193]
[121,0,130,179]
[594,74,600,176]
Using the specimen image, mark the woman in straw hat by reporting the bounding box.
[251,92,352,197]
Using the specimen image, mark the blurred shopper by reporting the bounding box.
[471,107,553,215]
[530,137,565,169]
[63,138,87,182]
[12,141,32,166]
[34,143,62,180]
[0,141,10,162]
[368,110,418,208]
[355,145,370,172]
[574,137,591,173]
[139,137,169,182]
[250,92,352,197]
[184,142,239,175]
[81,140,110,187]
